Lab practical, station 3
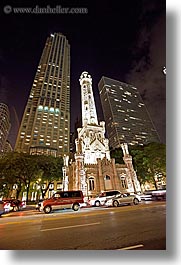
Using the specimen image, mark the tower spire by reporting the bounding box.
[79,71,98,126]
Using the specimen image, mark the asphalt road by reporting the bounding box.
[0,201,166,250]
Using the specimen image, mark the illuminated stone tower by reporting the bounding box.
[79,71,98,126]
[76,71,110,165]
[67,72,141,196]
[15,33,70,156]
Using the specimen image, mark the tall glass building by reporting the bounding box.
[15,33,70,156]
[0,103,11,153]
[98,77,160,149]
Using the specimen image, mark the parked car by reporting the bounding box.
[87,190,121,207]
[140,190,153,201]
[0,200,4,216]
[105,193,141,207]
[152,189,166,200]
[140,189,166,201]
[40,190,84,214]
[3,199,26,212]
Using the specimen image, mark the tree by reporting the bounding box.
[0,152,22,198]
[110,148,124,164]
[131,143,166,189]
[0,152,40,201]
[37,155,63,198]
[110,143,166,189]
[15,153,40,201]
[0,152,64,200]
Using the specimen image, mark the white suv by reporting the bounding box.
[87,190,121,207]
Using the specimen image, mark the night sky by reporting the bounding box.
[0,0,166,147]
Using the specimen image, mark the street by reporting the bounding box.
[0,201,166,250]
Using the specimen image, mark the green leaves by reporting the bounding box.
[110,143,166,188]
[35,155,63,198]
[110,148,124,164]
[130,143,166,187]
[0,152,64,200]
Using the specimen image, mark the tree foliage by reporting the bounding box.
[130,143,166,188]
[0,152,63,200]
[110,143,166,189]
[110,148,124,164]
[36,155,63,198]
[0,152,40,200]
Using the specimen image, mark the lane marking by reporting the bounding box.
[117,244,144,250]
[40,222,100,232]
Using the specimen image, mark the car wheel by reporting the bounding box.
[133,198,139,205]
[95,201,100,207]
[72,203,80,211]
[44,205,52,214]
[113,200,119,207]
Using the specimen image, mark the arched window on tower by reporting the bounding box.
[89,177,95,191]
[104,175,112,190]
[105,175,110,180]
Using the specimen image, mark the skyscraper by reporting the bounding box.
[98,77,160,149]
[0,103,11,153]
[15,33,70,156]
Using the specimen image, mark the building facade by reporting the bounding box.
[64,72,141,197]
[98,76,160,149]
[3,140,13,153]
[15,33,70,156]
[0,103,11,154]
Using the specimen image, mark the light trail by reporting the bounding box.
[117,244,144,250]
